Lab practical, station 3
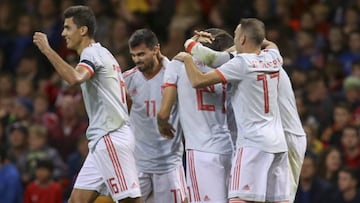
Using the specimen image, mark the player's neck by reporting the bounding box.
[246,45,261,55]
[77,37,96,55]
[143,58,161,79]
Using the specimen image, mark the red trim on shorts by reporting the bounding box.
[188,150,201,201]
[104,135,128,192]
[232,148,243,190]
[78,63,95,77]
[179,166,187,200]
[186,41,198,53]
[214,69,227,83]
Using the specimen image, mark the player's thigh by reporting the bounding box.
[138,172,153,202]
[266,152,289,202]
[92,128,141,201]
[70,153,107,203]
[151,165,187,203]
[228,147,274,202]
[186,150,232,203]
[68,188,99,203]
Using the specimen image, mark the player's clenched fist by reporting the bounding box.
[173,52,191,62]
[33,32,51,54]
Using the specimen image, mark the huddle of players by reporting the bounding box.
[125,19,306,203]
[33,5,305,202]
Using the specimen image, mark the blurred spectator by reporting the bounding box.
[339,30,360,76]
[295,153,333,203]
[32,93,60,135]
[0,72,15,98]
[310,2,330,39]
[15,77,34,100]
[294,30,324,71]
[342,77,360,118]
[8,14,36,72]
[13,97,34,125]
[103,18,129,54]
[296,95,319,130]
[23,159,63,203]
[350,60,360,78]
[317,146,343,187]
[304,124,324,157]
[324,25,347,63]
[64,135,88,199]
[340,125,360,169]
[86,0,113,41]
[328,167,360,203]
[341,6,359,35]
[321,102,353,148]
[6,123,28,169]
[304,72,334,133]
[18,125,66,184]
[51,95,87,160]
[0,146,23,203]
[323,61,346,94]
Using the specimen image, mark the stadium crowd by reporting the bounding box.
[0,0,360,202]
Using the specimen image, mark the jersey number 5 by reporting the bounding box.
[257,72,279,113]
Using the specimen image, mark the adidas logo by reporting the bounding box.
[242,185,250,191]
[203,195,210,201]
[131,182,138,189]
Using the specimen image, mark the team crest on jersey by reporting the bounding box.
[132,88,138,95]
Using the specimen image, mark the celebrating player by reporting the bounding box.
[124,28,187,203]
[33,6,141,203]
[173,18,290,203]
[157,28,234,203]
[185,29,306,203]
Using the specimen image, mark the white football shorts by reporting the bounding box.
[74,124,141,201]
[138,165,187,203]
[186,150,232,203]
[285,133,306,203]
[228,147,289,202]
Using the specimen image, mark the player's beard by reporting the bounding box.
[137,60,154,73]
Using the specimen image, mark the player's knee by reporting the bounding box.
[117,197,142,203]
[229,198,248,203]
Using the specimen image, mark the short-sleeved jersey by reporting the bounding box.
[78,43,129,150]
[278,68,306,136]
[164,60,233,155]
[124,62,183,173]
[215,49,287,153]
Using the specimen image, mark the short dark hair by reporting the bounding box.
[36,159,54,172]
[201,28,233,51]
[63,5,96,38]
[239,18,265,45]
[128,28,159,49]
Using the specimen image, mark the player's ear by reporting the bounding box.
[240,35,246,45]
[153,44,160,54]
[80,26,88,36]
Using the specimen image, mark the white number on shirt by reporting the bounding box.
[144,100,156,117]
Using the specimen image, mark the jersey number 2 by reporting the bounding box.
[257,72,279,113]
[196,84,226,113]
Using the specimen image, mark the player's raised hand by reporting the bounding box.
[33,32,51,54]
[173,52,191,62]
[192,30,214,43]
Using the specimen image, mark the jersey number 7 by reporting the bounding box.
[257,72,279,113]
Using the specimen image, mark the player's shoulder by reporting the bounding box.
[123,67,139,78]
